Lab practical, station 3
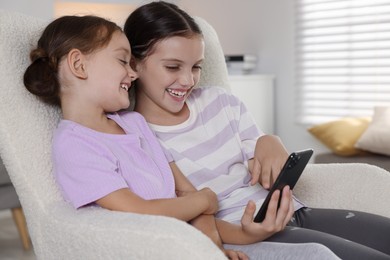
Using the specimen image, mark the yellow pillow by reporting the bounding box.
[308,117,371,156]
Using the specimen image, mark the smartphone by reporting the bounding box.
[253,149,313,223]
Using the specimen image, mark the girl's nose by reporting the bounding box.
[128,66,138,81]
[179,71,195,87]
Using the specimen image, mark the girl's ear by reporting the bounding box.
[67,49,87,79]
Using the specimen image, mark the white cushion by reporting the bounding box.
[355,106,390,156]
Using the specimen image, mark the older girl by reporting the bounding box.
[125,2,390,259]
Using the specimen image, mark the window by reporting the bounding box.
[296,0,390,124]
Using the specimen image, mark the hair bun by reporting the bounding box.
[30,48,48,63]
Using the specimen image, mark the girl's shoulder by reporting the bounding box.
[192,86,231,97]
[54,120,87,140]
[116,110,148,130]
[115,110,155,137]
[190,86,240,106]
[52,120,108,156]
[116,110,146,124]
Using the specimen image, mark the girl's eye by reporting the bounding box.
[119,59,129,65]
[166,65,179,70]
[193,65,202,70]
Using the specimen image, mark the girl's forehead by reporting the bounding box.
[153,36,204,56]
[108,31,131,52]
[159,35,203,45]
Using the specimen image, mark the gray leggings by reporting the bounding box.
[266,207,390,260]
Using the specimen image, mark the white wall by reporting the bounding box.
[253,1,325,153]
[0,0,53,20]
[0,0,327,154]
[181,0,326,154]
[179,1,261,56]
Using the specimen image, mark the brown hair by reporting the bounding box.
[23,15,121,106]
[124,1,202,61]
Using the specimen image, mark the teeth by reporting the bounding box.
[120,84,129,92]
[167,88,186,97]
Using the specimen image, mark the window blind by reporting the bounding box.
[296,0,390,124]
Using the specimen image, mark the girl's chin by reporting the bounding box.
[168,103,186,114]
[119,101,131,110]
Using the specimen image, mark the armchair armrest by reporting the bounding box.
[295,163,390,218]
[32,203,226,259]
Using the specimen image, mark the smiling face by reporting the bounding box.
[85,30,137,112]
[134,35,204,124]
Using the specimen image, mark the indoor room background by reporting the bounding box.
[0,0,331,155]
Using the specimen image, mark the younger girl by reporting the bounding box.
[23,15,337,260]
[125,1,390,259]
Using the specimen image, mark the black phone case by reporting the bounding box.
[253,149,313,223]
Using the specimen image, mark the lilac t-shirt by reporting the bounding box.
[52,111,175,209]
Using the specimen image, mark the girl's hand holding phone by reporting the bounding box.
[240,186,294,243]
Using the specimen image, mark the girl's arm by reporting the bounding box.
[248,135,289,189]
[170,163,250,259]
[169,162,224,248]
[95,186,217,222]
[170,162,294,257]
[170,163,293,251]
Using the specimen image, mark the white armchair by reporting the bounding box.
[0,9,389,260]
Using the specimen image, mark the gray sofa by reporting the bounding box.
[0,156,31,250]
[0,158,20,209]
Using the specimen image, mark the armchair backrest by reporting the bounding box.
[0,10,63,256]
[195,16,230,89]
[0,7,61,223]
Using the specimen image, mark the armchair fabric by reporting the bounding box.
[295,163,390,217]
[0,9,389,260]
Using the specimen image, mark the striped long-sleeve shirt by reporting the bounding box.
[149,87,304,223]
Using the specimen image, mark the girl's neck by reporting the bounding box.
[62,106,125,135]
[135,102,190,126]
